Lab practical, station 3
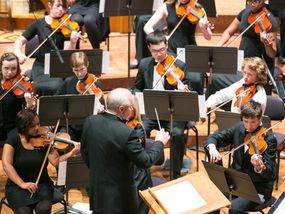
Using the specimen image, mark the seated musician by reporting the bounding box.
[0,53,36,148]
[134,30,190,179]
[55,51,103,141]
[14,0,81,96]
[206,57,267,113]
[2,109,80,213]
[205,100,277,214]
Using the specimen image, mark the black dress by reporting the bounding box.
[5,129,54,211]
[0,88,24,146]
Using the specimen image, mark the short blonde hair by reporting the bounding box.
[70,51,89,68]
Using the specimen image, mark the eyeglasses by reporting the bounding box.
[247,0,261,5]
[150,47,167,54]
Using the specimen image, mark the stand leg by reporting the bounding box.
[169,113,174,180]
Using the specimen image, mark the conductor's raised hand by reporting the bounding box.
[155,128,170,145]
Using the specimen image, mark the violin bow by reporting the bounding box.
[0,75,25,101]
[221,121,281,159]
[154,107,162,130]
[30,119,60,198]
[226,11,266,47]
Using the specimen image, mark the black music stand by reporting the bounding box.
[52,155,89,214]
[185,45,239,135]
[269,0,285,11]
[216,111,241,131]
[37,94,96,127]
[202,161,261,204]
[198,0,217,17]
[102,0,153,87]
[45,49,103,78]
[143,89,200,179]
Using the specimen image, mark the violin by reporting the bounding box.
[76,73,103,98]
[50,13,80,38]
[233,84,257,108]
[1,73,34,98]
[127,118,139,129]
[248,7,274,45]
[244,127,267,171]
[156,55,186,87]
[29,127,78,152]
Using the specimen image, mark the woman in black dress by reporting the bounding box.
[0,53,35,148]
[2,109,80,213]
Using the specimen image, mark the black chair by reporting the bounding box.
[0,187,67,213]
[264,96,285,190]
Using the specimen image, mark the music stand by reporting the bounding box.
[202,161,261,204]
[53,155,89,214]
[102,0,153,87]
[185,45,239,135]
[269,0,285,11]
[44,49,103,78]
[37,94,96,127]
[216,111,241,131]
[143,89,200,179]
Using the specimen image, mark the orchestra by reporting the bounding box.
[1,0,285,213]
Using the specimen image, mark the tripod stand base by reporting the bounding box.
[52,204,87,214]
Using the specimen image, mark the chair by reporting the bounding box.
[247,196,276,214]
[185,121,199,171]
[264,96,285,190]
[0,187,67,213]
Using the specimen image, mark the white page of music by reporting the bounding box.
[153,181,207,214]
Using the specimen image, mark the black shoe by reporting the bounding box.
[130,63,139,69]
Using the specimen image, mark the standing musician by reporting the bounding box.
[134,30,190,179]
[144,0,212,94]
[205,100,277,213]
[209,0,280,100]
[80,88,170,214]
[55,51,103,141]
[67,0,110,49]
[206,57,267,113]
[14,0,81,96]
[2,109,80,214]
[0,53,36,148]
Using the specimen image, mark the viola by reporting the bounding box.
[127,118,139,129]
[76,73,103,98]
[244,127,267,171]
[29,127,78,152]
[248,7,274,45]
[156,55,185,87]
[233,84,257,108]
[1,73,34,98]
[50,13,80,38]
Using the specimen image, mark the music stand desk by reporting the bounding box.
[139,172,230,214]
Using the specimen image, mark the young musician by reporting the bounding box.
[143,0,212,94]
[205,100,277,213]
[134,30,190,178]
[14,0,81,96]
[0,53,36,148]
[206,57,267,113]
[2,109,80,213]
[81,88,170,213]
[55,51,103,141]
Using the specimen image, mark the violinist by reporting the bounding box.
[67,0,110,49]
[14,0,81,96]
[55,51,103,141]
[206,57,267,113]
[2,109,80,213]
[144,0,212,94]
[205,100,277,213]
[0,53,36,149]
[209,0,285,102]
[134,30,190,178]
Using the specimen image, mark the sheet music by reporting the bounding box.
[176,48,186,63]
[237,50,244,72]
[271,198,285,214]
[44,53,51,75]
[198,95,206,119]
[102,51,110,74]
[57,160,67,186]
[99,0,105,14]
[153,181,207,214]
[135,92,145,115]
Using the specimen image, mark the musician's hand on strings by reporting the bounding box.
[198,17,209,29]
[155,128,170,146]
[177,82,189,91]
[20,182,38,194]
[24,92,37,110]
[18,54,27,65]
[208,144,222,163]
[70,142,81,156]
[251,154,263,172]
[70,30,81,44]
